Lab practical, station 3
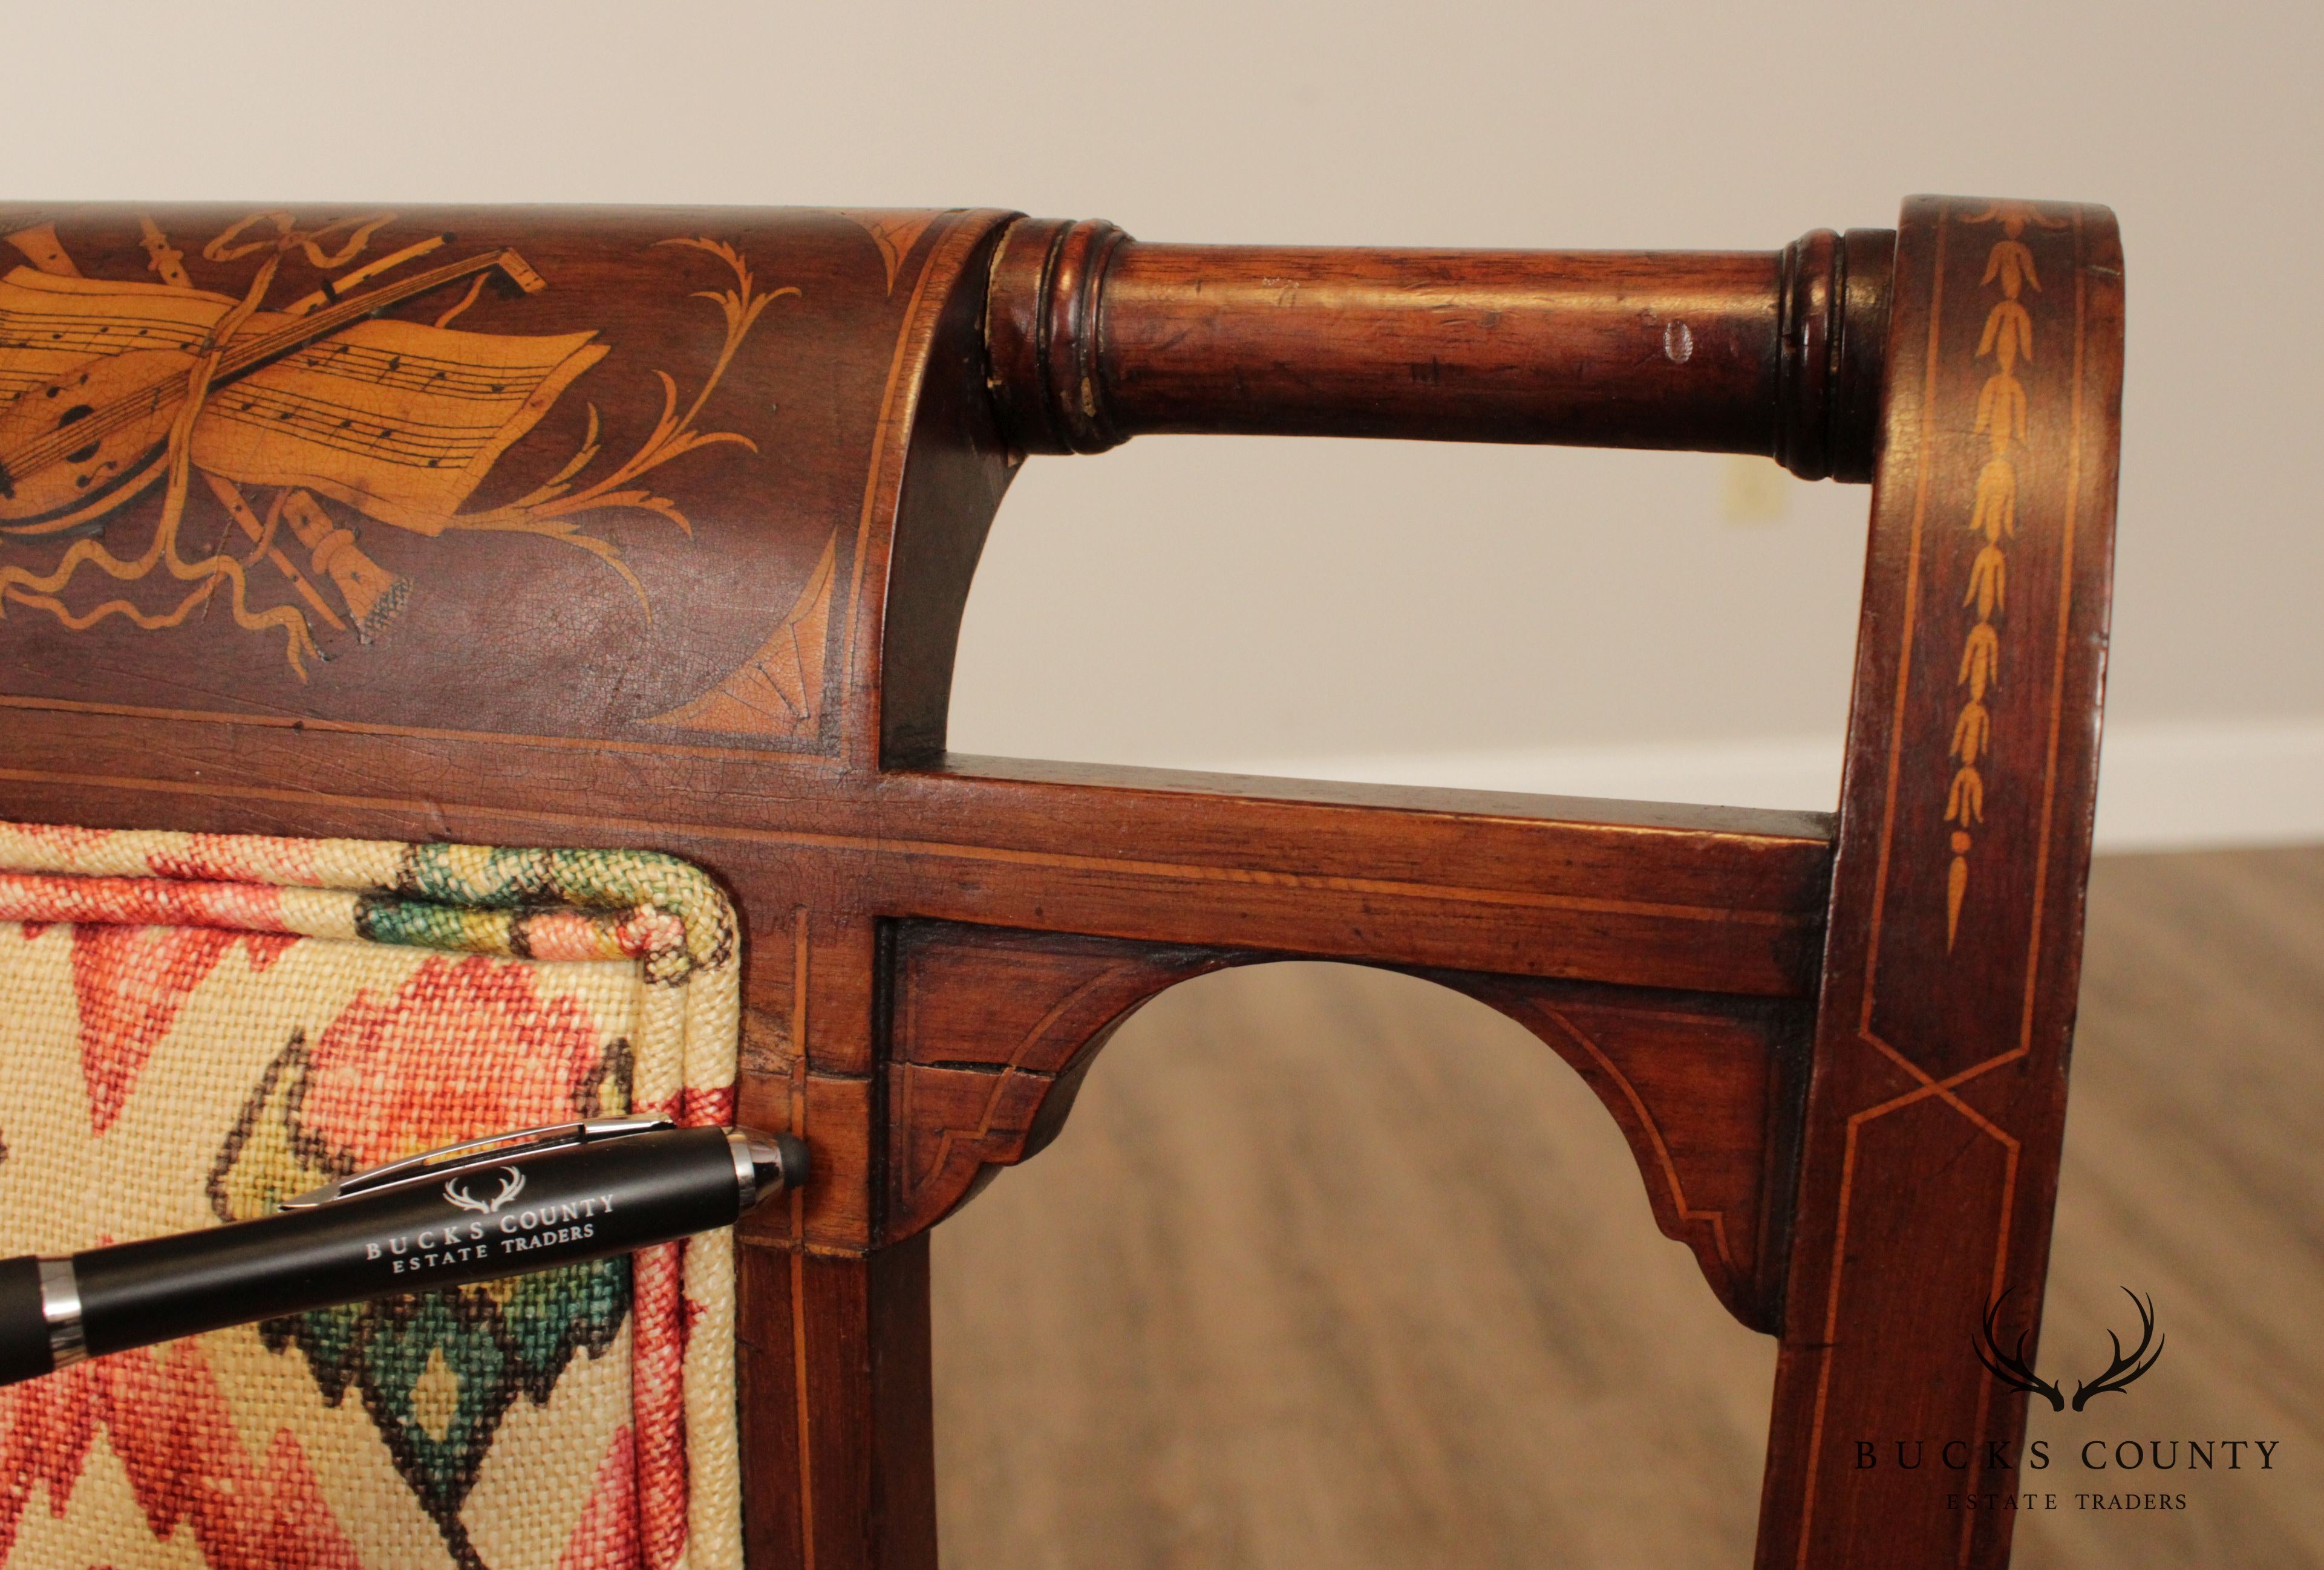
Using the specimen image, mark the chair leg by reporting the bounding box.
[740,1237,940,1570]
[1754,1045,2069,1569]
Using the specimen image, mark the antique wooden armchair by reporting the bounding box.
[0,196,2122,1569]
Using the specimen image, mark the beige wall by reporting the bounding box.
[11,1,2315,829]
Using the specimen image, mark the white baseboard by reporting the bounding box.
[1197,719,2324,853]
[2083,720,2324,850]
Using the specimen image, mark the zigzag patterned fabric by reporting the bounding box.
[0,819,743,1570]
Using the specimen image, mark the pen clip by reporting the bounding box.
[279,1116,673,1210]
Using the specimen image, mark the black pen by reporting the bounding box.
[0,1116,806,1388]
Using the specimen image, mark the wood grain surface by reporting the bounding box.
[0,196,2123,1568]
[983,221,1892,478]
[930,848,2324,1569]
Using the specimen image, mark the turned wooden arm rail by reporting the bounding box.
[985,218,1893,479]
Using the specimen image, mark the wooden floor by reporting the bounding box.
[928,847,2324,1568]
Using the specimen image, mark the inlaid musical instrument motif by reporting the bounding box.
[0,248,543,526]
[0,210,786,676]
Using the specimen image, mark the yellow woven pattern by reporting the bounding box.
[0,819,743,1570]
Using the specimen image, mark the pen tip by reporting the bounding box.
[736,1129,809,1208]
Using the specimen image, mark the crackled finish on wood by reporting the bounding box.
[0,196,2120,1570]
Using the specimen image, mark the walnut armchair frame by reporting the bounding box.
[0,195,2123,1569]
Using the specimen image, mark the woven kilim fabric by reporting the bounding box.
[0,819,743,1570]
